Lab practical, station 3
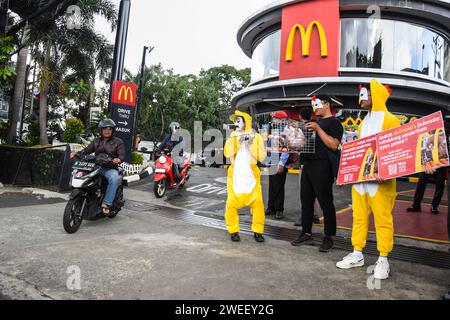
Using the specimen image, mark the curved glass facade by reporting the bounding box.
[251,30,281,82]
[340,18,450,83]
[249,18,450,83]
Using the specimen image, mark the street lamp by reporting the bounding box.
[137,46,154,112]
[133,45,154,148]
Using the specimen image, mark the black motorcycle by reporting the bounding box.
[63,153,125,234]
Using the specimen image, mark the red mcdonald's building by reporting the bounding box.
[232,0,450,128]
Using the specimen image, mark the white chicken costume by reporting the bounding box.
[224,111,267,235]
[352,79,401,257]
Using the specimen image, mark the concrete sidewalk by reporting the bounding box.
[0,191,449,300]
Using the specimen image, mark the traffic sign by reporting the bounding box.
[110,81,137,162]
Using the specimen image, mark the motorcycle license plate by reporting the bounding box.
[155,168,166,173]
[73,161,95,171]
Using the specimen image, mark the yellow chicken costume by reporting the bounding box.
[224,111,267,236]
[352,79,401,256]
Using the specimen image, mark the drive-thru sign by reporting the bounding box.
[111,80,137,162]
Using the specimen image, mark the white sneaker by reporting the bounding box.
[336,253,365,269]
[373,259,390,280]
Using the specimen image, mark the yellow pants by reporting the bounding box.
[351,181,396,256]
[225,167,265,235]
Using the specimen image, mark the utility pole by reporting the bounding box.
[133,45,153,148]
[108,0,131,114]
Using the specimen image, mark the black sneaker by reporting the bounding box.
[254,233,265,243]
[265,209,275,216]
[319,236,334,252]
[431,206,439,214]
[291,232,313,246]
[443,291,450,300]
[230,233,241,242]
[275,211,284,219]
[406,206,421,212]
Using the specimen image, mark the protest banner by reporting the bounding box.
[337,111,449,184]
[377,111,449,180]
[337,135,378,185]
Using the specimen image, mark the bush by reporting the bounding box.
[26,121,40,146]
[63,117,84,143]
[0,120,9,143]
[131,152,144,165]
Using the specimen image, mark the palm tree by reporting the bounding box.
[7,44,28,144]
[26,0,117,145]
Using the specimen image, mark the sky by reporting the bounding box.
[95,0,275,76]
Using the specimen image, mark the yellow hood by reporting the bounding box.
[370,79,391,112]
[230,110,253,133]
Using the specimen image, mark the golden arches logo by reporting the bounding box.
[285,20,328,62]
[118,85,134,103]
[342,117,363,127]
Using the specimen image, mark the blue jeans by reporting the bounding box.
[100,168,120,206]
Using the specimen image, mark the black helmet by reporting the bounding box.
[98,119,116,130]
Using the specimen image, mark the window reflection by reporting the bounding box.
[251,30,281,82]
[250,19,450,83]
[340,18,450,82]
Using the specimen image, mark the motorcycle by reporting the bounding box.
[153,148,190,198]
[63,153,125,234]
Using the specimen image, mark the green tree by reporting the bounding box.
[124,64,250,145]
[63,117,84,143]
[0,35,15,85]
[25,0,117,145]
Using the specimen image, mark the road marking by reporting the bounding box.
[186,184,227,195]
[175,196,224,209]
[214,177,227,184]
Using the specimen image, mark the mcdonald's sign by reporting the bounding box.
[285,21,328,62]
[279,0,339,80]
[112,80,137,107]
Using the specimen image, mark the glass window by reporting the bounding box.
[340,18,450,83]
[251,30,281,82]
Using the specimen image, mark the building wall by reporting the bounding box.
[233,0,450,115]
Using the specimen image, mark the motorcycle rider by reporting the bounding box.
[70,119,125,216]
[157,122,185,183]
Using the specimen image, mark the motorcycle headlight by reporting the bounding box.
[159,156,167,164]
[80,168,100,180]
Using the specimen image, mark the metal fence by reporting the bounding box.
[0,145,73,192]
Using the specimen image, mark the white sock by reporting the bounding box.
[378,256,388,263]
[353,250,363,258]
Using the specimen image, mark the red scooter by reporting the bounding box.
[153,148,190,198]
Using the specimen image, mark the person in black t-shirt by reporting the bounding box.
[294,107,322,227]
[291,96,343,252]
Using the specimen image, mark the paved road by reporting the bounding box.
[0,189,449,300]
[131,167,425,222]
[130,167,450,252]
[130,167,355,222]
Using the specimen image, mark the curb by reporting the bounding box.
[0,186,69,201]
[124,167,153,184]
